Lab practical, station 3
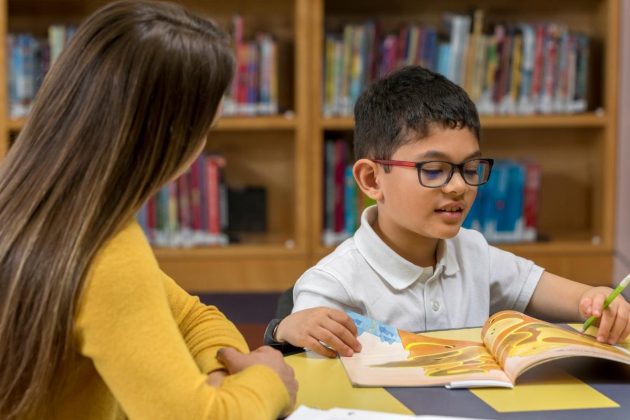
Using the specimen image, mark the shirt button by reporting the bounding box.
[432,300,440,311]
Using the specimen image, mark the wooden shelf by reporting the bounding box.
[6,115,298,133]
[315,239,610,260]
[480,113,609,128]
[7,118,25,132]
[319,112,608,131]
[216,115,297,130]
[312,237,615,287]
[498,241,611,255]
[155,244,311,292]
[154,244,302,259]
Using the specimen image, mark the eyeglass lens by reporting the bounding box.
[418,160,491,187]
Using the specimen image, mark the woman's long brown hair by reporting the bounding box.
[0,1,234,417]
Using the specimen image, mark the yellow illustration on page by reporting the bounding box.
[377,330,501,377]
[482,311,629,367]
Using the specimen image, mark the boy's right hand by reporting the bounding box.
[217,346,298,414]
[274,307,361,358]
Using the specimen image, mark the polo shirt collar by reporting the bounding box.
[354,206,459,290]
[436,237,460,276]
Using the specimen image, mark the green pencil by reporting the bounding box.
[582,274,630,332]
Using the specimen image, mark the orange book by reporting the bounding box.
[341,310,630,388]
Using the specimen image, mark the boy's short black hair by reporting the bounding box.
[353,65,480,161]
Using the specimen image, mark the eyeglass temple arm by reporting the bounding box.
[372,159,417,168]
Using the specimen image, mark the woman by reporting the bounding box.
[0,1,296,418]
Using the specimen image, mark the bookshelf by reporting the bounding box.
[309,0,619,287]
[0,0,312,291]
[0,0,621,290]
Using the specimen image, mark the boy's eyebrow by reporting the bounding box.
[414,150,482,161]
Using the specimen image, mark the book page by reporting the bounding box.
[482,310,630,383]
[341,312,510,387]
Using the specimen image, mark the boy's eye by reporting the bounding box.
[421,168,446,179]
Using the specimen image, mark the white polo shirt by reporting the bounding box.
[293,206,544,332]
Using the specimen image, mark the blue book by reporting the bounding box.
[423,27,438,71]
[463,187,481,231]
[436,43,451,78]
[343,165,357,234]
[498,162,525,241]
[137,202,148,235]
[481,161,502,241]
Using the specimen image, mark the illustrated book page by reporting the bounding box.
[340,310,630,388]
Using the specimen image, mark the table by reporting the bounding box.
[285,325,630,419]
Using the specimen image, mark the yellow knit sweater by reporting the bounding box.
[47,221,289,419]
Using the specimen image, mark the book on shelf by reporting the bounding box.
[321,12,590,118]
[340,310,630,389]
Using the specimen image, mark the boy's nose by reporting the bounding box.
[441,170,467,194]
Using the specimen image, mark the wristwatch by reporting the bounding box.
[263,318,302,354]
[263,318,284,346]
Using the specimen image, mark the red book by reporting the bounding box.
[147,196,156,241]
[523,161,541,242]
[334,140,347,233]
[236,43,250,113]
[189,158,202,231]
[206,158,221,235]
[531,24,545,102]
[177,171,191,231]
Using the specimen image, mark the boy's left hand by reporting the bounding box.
[579,287,630,344]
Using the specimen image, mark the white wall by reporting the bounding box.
[614,0,630,294]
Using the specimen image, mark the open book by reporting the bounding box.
[340,310,630,388]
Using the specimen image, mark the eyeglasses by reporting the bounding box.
[372,158,494,188]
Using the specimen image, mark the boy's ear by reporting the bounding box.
[353,159,383,201]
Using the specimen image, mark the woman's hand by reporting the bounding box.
[217,346,298,414]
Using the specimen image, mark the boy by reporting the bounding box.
[265,66,630,358]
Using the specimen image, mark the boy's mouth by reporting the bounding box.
[435,204,465,213]
[435,204,465,223]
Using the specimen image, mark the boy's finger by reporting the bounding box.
[591,294,606,316]
[578,297,593,316]
[324,319,362,352]
[607,309,629,344]
[305,337,337,358]
[326,309,358,335]
[317,327,355,357]
[597,310,616,342]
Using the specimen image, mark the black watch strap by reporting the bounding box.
[263,318,303,355]
[263,318,283,345]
